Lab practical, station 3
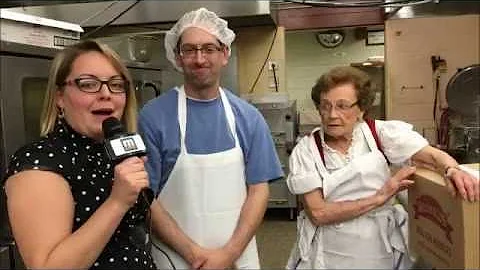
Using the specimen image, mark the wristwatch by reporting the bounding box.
[444,165,459,179]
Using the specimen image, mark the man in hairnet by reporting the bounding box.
[139,7,283,269]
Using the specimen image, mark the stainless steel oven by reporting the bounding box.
[0,41,57,269]
[127,65,162,109]
[0,41,57,180]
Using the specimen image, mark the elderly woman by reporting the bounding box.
[286,66,479,269]
[2,40,155,269]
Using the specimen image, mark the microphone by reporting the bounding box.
[102,117,154,210]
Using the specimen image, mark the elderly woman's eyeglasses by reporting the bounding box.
[178,43,223,58]
[63,76,128,93]
[318,100,358,114]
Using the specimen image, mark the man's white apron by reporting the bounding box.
[151,87,260,269]
[287,124,411,269]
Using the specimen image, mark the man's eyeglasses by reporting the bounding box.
[63,76,129,93]
[318,99,358,114]
[178,43,223,58]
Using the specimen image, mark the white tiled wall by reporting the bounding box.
[285,29,385,113]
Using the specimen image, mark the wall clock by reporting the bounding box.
[316,31,345,48]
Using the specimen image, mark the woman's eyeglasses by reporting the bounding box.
[318,100,358,114]
[63,75,128,93]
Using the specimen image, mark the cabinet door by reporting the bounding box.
[268,179,296,209]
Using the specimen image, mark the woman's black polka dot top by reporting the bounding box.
[4,119,156,269]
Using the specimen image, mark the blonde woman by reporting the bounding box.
[3,40,154,269]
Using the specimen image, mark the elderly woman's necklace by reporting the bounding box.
[325,135,353,155]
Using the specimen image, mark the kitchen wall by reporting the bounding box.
[285,28,384,113]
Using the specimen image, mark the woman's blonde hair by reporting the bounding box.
[40,39,137,136]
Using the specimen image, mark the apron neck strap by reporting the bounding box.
[219,89,238,147]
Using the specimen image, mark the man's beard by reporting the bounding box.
[185,70,216,90]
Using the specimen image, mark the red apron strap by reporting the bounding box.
[365,118,390,164]
[314,120,389,166]
[313,130,326,166]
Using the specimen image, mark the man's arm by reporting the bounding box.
[226,182,269,256]
[149,200,207,266]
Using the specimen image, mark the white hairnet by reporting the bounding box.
[164,7,236,72]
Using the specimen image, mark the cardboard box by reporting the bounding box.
[409,164,479,269]
[0,10,83,49]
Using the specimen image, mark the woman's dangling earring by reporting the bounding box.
[58,107,65,119]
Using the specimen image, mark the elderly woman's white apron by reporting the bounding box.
[287,124,411,269]
[151,87,260,269]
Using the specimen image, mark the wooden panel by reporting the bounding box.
[385,15,480,126]
[275,6,384,30]
[389,104,433,122]
[236,26,286,95]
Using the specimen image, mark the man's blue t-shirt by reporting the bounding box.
[138,88,284,194]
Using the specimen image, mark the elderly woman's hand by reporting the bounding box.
[376,166,416,204]
[109,156,150,211]
[446,167,480,202]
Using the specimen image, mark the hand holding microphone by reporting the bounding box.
[109,156,150,210]
[103,117,154,212]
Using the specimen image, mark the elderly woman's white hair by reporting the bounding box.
[164,7,236,72]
